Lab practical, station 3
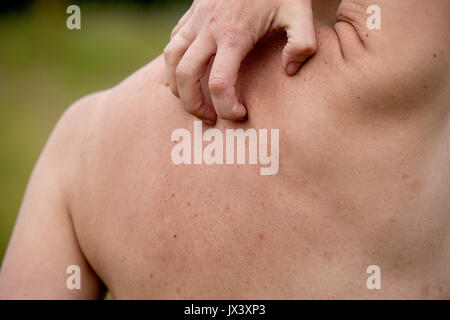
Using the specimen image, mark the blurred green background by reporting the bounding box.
[0,0,189,266]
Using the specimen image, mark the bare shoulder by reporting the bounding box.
[63,55,190,211]
[56,55,181,178]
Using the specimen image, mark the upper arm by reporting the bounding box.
[0,95,105,299]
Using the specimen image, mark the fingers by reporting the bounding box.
[208,38,252,121]
[176,32,218,124]
[166,0,318,123]
[164,25,196,98]
[279,1,317,75]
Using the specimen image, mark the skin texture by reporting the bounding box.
[0,0,449,299]
[164,0,316,123]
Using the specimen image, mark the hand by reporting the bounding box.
[164,0,317,124]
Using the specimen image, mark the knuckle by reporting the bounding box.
[163,45,174,62]
[291,40,317,55]
[175,64,191,82]
[221,25,246,47]
[300,41,317,54]
[208,76,231,95]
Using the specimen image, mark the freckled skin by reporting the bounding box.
[0,0,449,300]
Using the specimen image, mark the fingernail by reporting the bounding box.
[236,103,248,121]
[287,62,301,76]
[237,114,248,122]
[198,104,217,126]
[202,118,215,126]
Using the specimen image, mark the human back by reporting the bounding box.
[0,0,449,299]
[68,0,450,299]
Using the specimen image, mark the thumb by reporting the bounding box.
[279,2,317,76]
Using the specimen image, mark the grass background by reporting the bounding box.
[0,0,188,266]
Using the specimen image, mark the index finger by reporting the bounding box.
[208,40,252,121]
